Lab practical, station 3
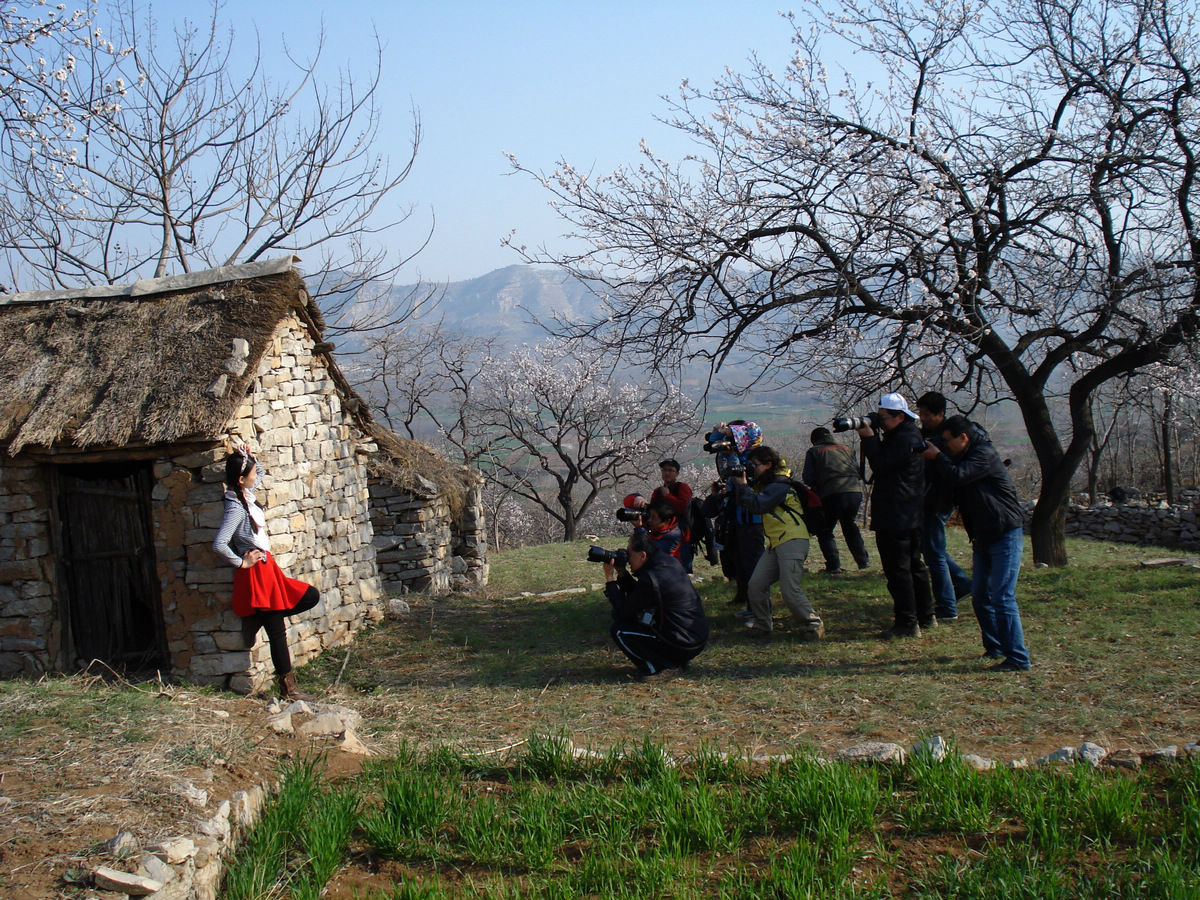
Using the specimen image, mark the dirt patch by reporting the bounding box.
[0,676,363,900]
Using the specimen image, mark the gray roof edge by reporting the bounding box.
[0,255,300,306]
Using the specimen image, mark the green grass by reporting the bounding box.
[225,740,1200,899]
[303,530,1200,761]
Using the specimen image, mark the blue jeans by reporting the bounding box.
[923,511,972,617]
[972,527,1030,668]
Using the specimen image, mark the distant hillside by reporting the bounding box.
[410,264,596,343]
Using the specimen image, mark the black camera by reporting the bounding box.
[726,463,746,476]
[703,427,734,453]
[832,412,882,433]
[587,546,629,566]
[615,507,643,523]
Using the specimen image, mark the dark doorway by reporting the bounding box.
[54,461,167,672]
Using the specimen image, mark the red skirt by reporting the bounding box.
[232,552,312,617]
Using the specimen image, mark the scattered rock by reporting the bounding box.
[338,729,371,756]
[1078,742,1106,767]
[101,830,139,859]
[170,781,208,809]
[961,753,995,771]
[136,852,176,885]
[1105,749,1142,770]
[834,741,906,764]
[911,735,949,762]
[147,837,195,865]
[388,597,411,617]
[92,865,163,896]
[1038,746,1077,765]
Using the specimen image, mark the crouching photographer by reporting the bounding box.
[596,529,709,682]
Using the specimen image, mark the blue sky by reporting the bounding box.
[151,1,800,284]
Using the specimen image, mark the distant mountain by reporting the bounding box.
[412,264,598,343]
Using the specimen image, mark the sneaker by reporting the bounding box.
[919,618,938,630]
[990,659,1031,672]
[885,623,921,639]
[824,567,844,575]
[639,666,684,683]
[744,621,772,638]
[856,560,871,570]
[734,608,755,619]
[798,622,825,642]
[936,613,959,622]
[981,650,1005,660]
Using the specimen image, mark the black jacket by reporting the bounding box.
[861,418,925,531]
[923,419,992,515]
[933,437,1024,544]
[605,551,709,650]
[802,435,862,499]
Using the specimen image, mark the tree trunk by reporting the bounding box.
[1162,391,1175,504]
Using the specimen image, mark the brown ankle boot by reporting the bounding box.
[278,670,315,702]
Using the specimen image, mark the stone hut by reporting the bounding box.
[0,257,484,692]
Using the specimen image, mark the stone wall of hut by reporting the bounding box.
[0,311,386,690]
[0,458,57,675]
[369,478,488,593]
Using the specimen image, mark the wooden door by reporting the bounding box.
[55,462,167,672]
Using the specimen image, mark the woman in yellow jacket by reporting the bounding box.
[732,445,824,640]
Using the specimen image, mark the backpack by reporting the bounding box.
[786,478,826,535]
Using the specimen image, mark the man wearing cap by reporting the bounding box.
[651,459,694,572]
[857,392,936,637]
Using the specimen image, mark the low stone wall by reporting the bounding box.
[369,478,488,594]
[1063,501,1200,551]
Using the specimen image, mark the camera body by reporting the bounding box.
[615,507,643,523]
[702,427,734,454]
[832,412,883,433]
[587,545,630,566]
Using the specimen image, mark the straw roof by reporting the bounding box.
[0,257,478,513]
[0,257,326,455]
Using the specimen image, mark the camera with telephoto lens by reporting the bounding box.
[587,546,630,566]
[832,412,883,433]
[615,507,643,523]
[703,427,734,453]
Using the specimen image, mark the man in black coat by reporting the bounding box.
[603,528,710,681]
[857,392,936,637]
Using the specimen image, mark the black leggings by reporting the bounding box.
[244,586,320,675]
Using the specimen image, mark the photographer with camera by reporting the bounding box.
[916,391,974,621]
[645,497,683,560]
[598,528,709,681]
[920,416,1031,671]
[700,421,766,611]
[732,446,825,640]
[651,459,694,572]
[802,427,870,574]
[855,392,936,638]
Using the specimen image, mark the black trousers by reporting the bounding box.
[874,528,934,628]
[814,492,870,571]
[609,620,703,675]
[243,586,320,675]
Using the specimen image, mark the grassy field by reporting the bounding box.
[210,530,1200,897]
[302,531,1200,762]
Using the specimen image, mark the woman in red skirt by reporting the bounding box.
[212,446,319,700]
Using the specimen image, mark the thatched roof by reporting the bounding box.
[0,257,330,455]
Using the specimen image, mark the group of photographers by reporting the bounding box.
[595,391,1031,681]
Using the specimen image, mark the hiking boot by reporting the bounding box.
[798,622,825,642]
[278,670,315,701]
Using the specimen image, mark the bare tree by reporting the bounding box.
[0,0,428,335]
[465,339,695,542]
[510,0,1200,566]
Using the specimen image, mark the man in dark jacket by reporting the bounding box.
[916,391,973,619]
[858,392,935,637]
[921,415,1031,670]
[604,528,710,681]
[802,427,870,573]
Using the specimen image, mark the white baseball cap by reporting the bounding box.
[878,392,918,420]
